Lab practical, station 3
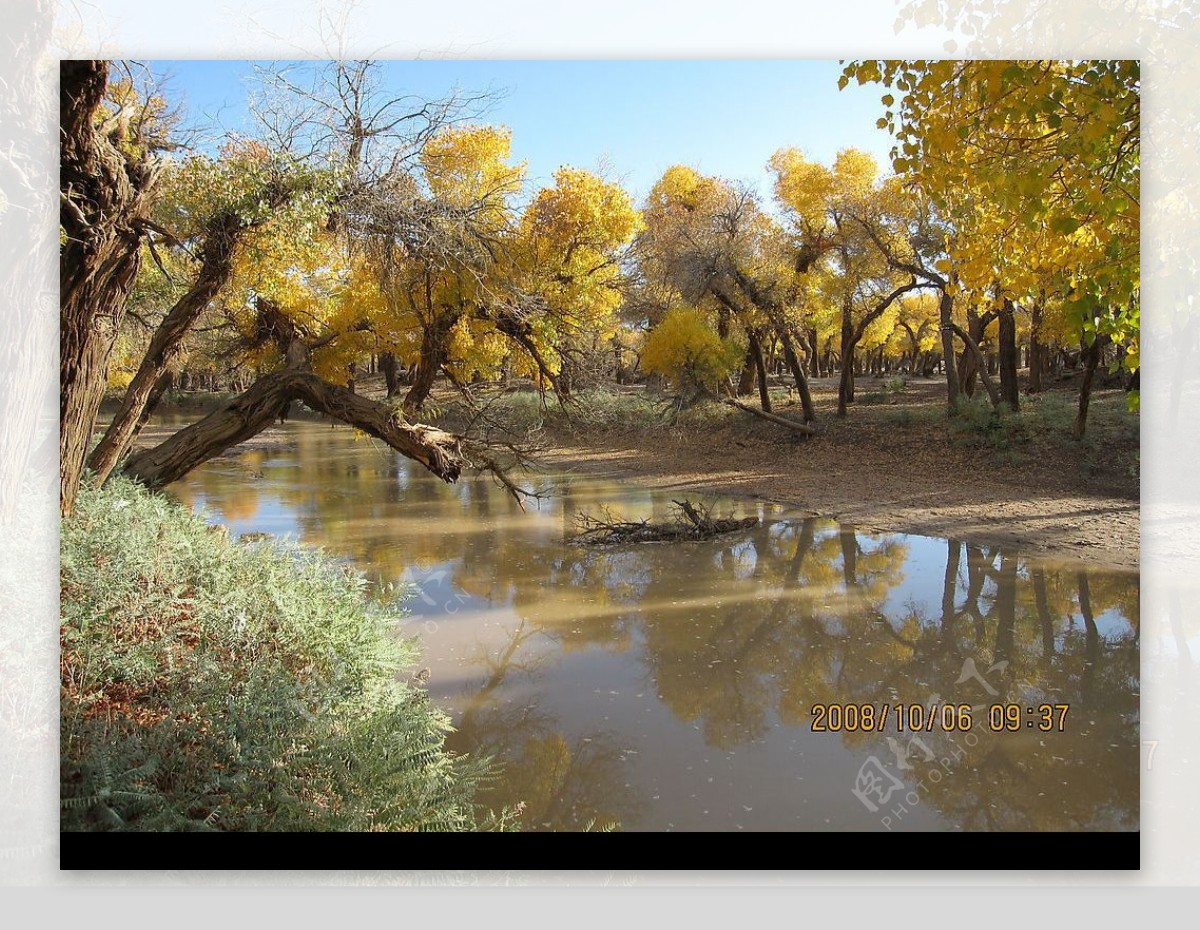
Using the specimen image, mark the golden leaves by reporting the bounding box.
[420,124,526,213]
[843,58,1139,370]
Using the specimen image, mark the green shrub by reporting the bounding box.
[61,478,506,831]
[948,394,1030,449]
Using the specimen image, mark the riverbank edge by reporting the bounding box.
[122,384,1139,572]
[538,437,1139,572]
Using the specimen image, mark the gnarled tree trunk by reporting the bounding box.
[778,328,816,423]
[403,315,454,415]
[60,60,162,515]
[123,369,466,490]
[88,211,247,483]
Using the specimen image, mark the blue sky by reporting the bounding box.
[153,60,896,202]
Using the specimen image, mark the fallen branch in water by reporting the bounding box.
[571,499,758,545]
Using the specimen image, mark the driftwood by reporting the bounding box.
[572,499,758,545]
[722,397,817,436]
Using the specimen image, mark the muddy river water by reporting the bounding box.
[165,420,1139,832]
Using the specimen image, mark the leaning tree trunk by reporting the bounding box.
[949,323,1002,411]
[778,328,816,423]
[957,307,992,398]
[123,369,467,490]
[60,60,162,516]
[87,212,246,484]
[722,397,816,436]
[1072,333,1110,440]
[998,300,1020,412]
[748,329,772,413]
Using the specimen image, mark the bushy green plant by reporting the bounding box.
[61,478,507,831]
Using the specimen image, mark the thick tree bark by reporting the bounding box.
[123,369,466,490]
[715,304,731,340]
[736,347,756,397]
[747,328,771,413]
[1028,303,1046,394]
[778,328,816,422]
[60,60,162,515]
[938,290,960,408]
[998,300,1020,412]
[380,352,401,397]
[138,371,174,428]
[1072,333,1110,440]
[403,316,453,414]
[88,212,247,483]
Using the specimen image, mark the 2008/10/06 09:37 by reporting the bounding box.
[810,703,1071,733]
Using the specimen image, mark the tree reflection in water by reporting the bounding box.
[168,421,1139,831]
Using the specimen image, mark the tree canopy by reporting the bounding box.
[59,58,1142,515]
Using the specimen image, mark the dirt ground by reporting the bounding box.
[538,377,1140,571]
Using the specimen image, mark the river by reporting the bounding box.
[164,419,1140,833]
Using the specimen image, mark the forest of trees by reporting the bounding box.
[60,59,1139,515]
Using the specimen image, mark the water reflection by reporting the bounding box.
[167,420,1139,832]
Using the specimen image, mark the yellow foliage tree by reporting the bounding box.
[642,307,743,397]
